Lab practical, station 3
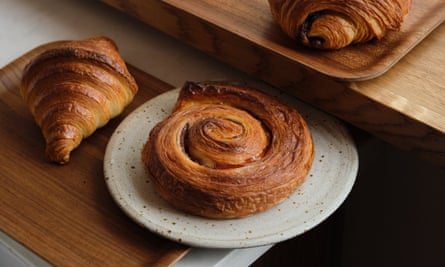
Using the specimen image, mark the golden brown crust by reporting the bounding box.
[142,81,314,219]
[21,36,138,164]
[268,0,412,50]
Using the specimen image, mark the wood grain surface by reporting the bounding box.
[101,0,445,166]
[100,0,445,81]
[0,42,189,266]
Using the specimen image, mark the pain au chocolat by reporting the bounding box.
[21,36,138,164]
[267,0,412,50]
[142,81,314,219]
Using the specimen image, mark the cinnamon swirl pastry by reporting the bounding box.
[267,0,412,50]
[142,81,314,219]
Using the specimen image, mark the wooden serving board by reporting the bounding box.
[0,42,189,266]
[100,0,445,81]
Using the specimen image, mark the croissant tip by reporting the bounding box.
[46,151,71,165]
[45,140,75,165]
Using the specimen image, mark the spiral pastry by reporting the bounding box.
[267,0,412,50]
[142,81,314,219]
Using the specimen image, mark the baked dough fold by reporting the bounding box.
[142,81,314,219]
[268,0,412,49]
[21,36,138,164]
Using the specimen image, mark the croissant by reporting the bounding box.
[142,81,314,219]
[21,36,138,164]
[267,0,412,50]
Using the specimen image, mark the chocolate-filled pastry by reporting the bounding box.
[268,0,412,50]
[142,81,314,219]
[21,36,138,164]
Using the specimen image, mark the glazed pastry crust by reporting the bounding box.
[21,36,138,164]
[142,81,314,219]
[268,0,412,49]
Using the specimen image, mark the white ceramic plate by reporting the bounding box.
[104,87,358,248]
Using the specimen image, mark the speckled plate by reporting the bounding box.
[104,87,358,248]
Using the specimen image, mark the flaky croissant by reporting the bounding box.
[142,81,314,219]
[21,36,138,164]
[268,0,412,50]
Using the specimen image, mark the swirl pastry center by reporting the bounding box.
[184,104,270,168]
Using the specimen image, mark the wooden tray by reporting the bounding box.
[0,42,189,266]
[100,0,445,166]
[100,0,445,81]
